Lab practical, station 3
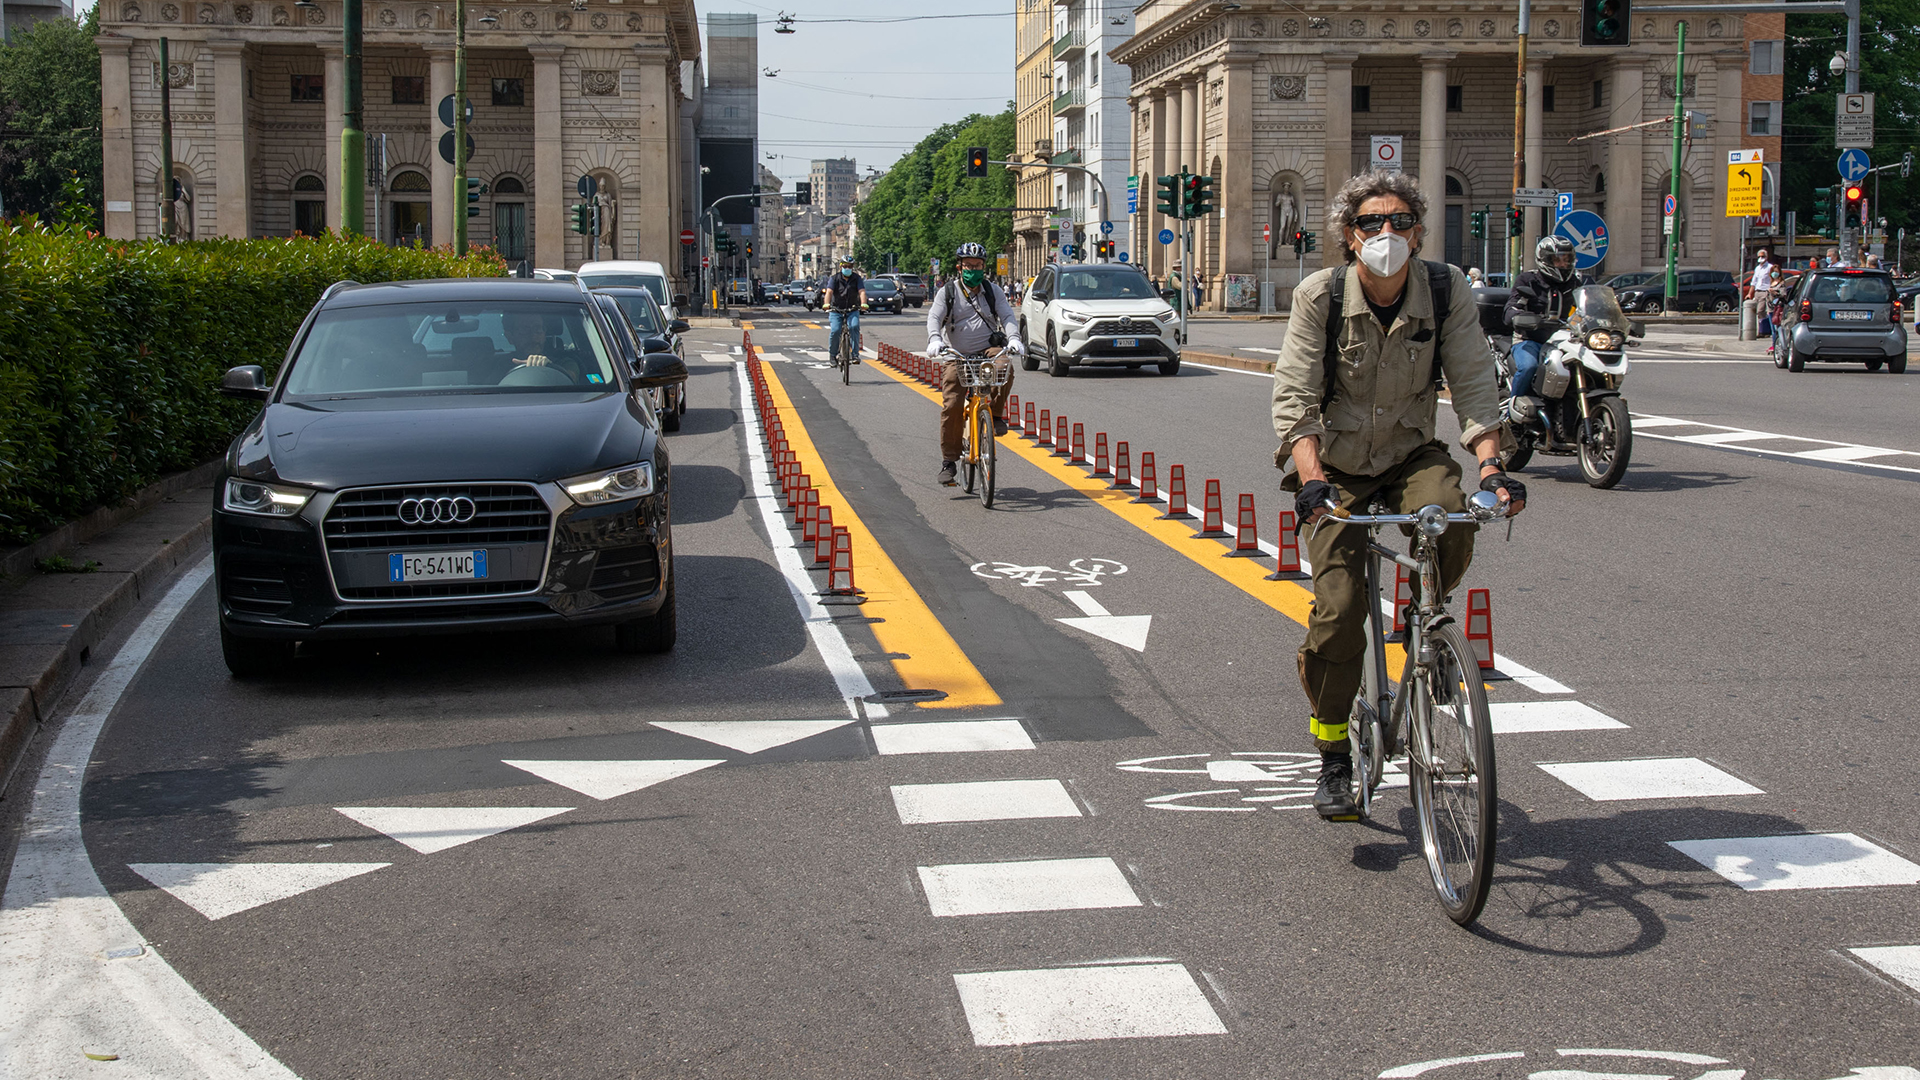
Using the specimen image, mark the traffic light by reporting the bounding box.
[466,177,488,220]
[745,241,754,258]
[966,146,989,178]
[1302,231,1317,254]
[1844,184,1865,225]
[794,181,811,206]
[572,202,593,235]
[1183,174,1215,217]
[1155,174,1182,218]
[1470,209,1487,239]
[1812,187,1834,233]
[1579,0,1630,47]
[1507,204,1523,232]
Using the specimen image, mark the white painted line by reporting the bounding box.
[1851,945,1920,995]
[1483,653,1574,695]
[1674,429,1775,445]
[0,558,304,1079]
[1554,1048,1728,1065]
[1797,444,1905,462]
[870,719,1035,755]
[1669,833,1920,891]
[952,962,1228,1046]
[735,361,887,719]
[1627,415,1707,428]
[502,759,724,800]
[700,353,736,364]
[1181,359,1270,378]
[918,857,1141,917]
[1063,589,1109,617]
[1489,700,1628,734]
[1633,412,1920,475]
[333,806,573,854]
[1537,757,1762,801]
[650,719,852,754]
[1379,1052,1527,1078]
[127,862,390,921]
[890,779,1082,824]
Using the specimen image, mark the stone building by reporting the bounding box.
[1112,1,1762,310]
[1011,0,1050,278]
[96,0,700,278]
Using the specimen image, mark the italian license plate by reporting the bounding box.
[1115,337,1139,348]
[1830,310,1872,321]
[389,550,487,582]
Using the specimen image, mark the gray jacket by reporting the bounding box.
[926,281,1018,357]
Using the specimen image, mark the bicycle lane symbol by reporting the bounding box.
[1117,752,1406,811]
[970,557,1128,589]
[1374,1047,1918,1079]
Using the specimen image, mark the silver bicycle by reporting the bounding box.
[1317,488,1507,925]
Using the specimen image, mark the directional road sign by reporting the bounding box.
[1727,163,1763,218]
[1553,210,1609,271]
[1512,187,1558,209]
[1126,175,1139,215]
[437,130,475,165]
[1100,220,1114,235]
[1158,228,1175,245]
[1838,149,1871,184]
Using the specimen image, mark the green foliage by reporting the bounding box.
[0,8,102,223]
[0,226,505,542]
[1782,1,1918,246]
[853,106,1016,277]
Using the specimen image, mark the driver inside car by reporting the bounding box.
[503,311,583,383]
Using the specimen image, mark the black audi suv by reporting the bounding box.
[213,277,688,676]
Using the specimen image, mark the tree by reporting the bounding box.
[854,105,1016,278]
[0,7,102,223]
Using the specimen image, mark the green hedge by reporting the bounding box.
[0,226,505,543]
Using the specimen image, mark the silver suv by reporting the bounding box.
[1019,263,1181,377]
[880,273,928,308]
[1776,267,1908,373]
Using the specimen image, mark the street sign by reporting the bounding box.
[1553,210,1609,271]
[1556,192,1574,226]
[577,175,599,199]
[679,229,695,245]
[1837,149,1871,184]
[437,94,472,128]
[1836,93,1874,149]
[1118,252,1130,263]
[1726,163,1762,217]
[1100,220,1113,235]
[1262,223,1270,244]
[1512,187,1558,208]
[1126,175,1139,215]
[1728,148,1763,166]
[1663,194,1677,216]
[1370,136,1403,173]
[1158,228,1175,245]
[701,256,711,268]
[437,130,475,165]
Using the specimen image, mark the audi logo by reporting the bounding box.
[397,496,477,526]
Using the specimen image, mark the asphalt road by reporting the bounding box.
[7,303,1918,1079]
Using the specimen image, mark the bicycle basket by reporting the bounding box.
[959,360,1011,388]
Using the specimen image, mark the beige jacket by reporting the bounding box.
[1271,260,1509,479]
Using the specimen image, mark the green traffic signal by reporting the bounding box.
[1184,174,1215,217]
[1812,187,1834,232]
[572,203,593,236]
[1580,0,1630,47]
[1303,231,1317,254]
[1155,174,1181,219]
[1470,210,1487,239]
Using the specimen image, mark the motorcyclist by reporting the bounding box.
[927,241,1023,486]
[1502,235,1590,409]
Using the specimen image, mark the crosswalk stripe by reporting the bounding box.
[918,857,1140,917]
[952,962,1228,1046]
[1535,757,1762,801]
[1851,946,1920,995]
[1489,700,1627,733]
[1669,833,1920,891]
[870,719,1034,755]
[890,779,1081,824]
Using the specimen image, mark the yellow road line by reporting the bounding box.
[757,357,1001,709]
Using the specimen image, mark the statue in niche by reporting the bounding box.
[1273,178,1301,246]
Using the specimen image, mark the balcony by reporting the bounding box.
[1032,138,1053,157]
[1052,29,1085,58]
[1052,89,1085,115]
[1050,148,1082,166]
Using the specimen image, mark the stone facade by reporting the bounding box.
[1112,1,1757,310]
[1011,0,1051,279]
[97,0,698,281]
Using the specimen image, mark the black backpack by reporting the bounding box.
[1320,260,1452,408]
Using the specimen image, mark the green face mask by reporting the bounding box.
[960,268,986,288]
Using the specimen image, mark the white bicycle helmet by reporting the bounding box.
[955,242,988,261]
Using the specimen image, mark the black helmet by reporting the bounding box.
[1535,235,1579,287]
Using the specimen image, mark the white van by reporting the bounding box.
[577,260,685,319]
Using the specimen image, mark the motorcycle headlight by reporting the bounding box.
[222,477,312,518]
[1058,308,1092,324]
[562,462,655,505]
[1586,330,1621,351]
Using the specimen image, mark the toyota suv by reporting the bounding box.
[1775,266,1908,373]
[1019,263,1181,376]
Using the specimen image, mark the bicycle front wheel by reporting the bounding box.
[839,334,851,385]
[961,402,979,494]
[1409,621,1497,925]
[977,402,996,509]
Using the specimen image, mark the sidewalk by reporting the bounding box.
[0,464,218,795]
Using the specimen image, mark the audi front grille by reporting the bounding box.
[324,484,551,553]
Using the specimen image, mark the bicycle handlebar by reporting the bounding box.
[1315,491,1509,532]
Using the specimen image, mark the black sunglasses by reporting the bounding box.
[1351,211,1420,235]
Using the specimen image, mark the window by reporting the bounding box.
[1592,79,1604,109]
[1543,85,1556,112]
[494,176,525,194]
[1089,55,1098,86]
[294,174,325,193]
[1750,40,1783,76]
[1446,85,1462,112]
[490,77,525,106]
[391,75,425,105]
[1352,85,1371,112]
[1749,101,1780,136]
[390,170,431,192]
[1445,175,1464,198]
[290,73,324,101]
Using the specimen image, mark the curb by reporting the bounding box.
[0,461,219,798]
[1184,350,1274,375]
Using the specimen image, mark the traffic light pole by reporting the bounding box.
[452,0,468,255]
[700,192,761,310]
[991,160,1111,261]
[1509,0,1528,287]
[1663,20,1686,311]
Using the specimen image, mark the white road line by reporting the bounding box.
[1668,833,1920,891]
[1632,412,1920,474]
[1535,758,1763,801]
[650,719,852,754]
[1851,945,1920,996]
[126,863,390,922]
[890,779,1082,824]
[0,558,305,1079]
[332,806,574,854]
[502,758,724,800]
[918,857,1141,917]
[735,361,886,719]
[870,719,1035,755]
[952,962,1228,1046]
[1489,700,1626,733]
[1798,444,1904,463]
[1181,359,1271,378]
[1063,589,1109,617]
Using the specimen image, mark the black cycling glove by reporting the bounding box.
[1294,479,1338,525]
[1480,472,1527,506]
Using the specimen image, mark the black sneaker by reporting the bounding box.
[993,417,1009,437]
[938,461,958,486]
[1313,753,1359,820]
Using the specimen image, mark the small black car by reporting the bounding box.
[593,286,691,431]
[864,278,902,314]
[213,278,688,676]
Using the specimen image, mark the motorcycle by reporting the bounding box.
[1484,284,1644,489]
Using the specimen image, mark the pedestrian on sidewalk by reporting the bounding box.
[1748,248,1777,338]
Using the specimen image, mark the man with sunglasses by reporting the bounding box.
[1271,171,1525,822]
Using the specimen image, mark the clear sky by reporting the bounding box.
[704,3,1017,189]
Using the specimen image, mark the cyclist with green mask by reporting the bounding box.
[927,242,1023,486]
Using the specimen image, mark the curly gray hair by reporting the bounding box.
[1326,170,1429,263]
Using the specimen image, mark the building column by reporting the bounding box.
[98,37,136,240]
[323,46,345,230]
[1605,57,1645,271]
[530,45,564,268]
[1179,77,1198,279]
[1522,59,1546,264]
[207,40,250,238]
[1150,86,1172,279]
[427,47,454,248]
[633,42,674,269]
[1419,54,1449,239]
[1322,53,1356,267]
[1221,56,1255,292]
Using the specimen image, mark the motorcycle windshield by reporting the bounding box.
[1573,285,1630,329]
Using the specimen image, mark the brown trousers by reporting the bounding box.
[939,359,1014,461]
[1298,442,1476,752]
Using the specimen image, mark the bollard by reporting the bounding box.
[1388,564,1411,642]
[1031,408,1049,443]
[1161,464,1193,518]
[1224,494,1261,556]
[1054,415,1070,456]
[789,473,810,511]
[1266,510,1307,580]
[814,506,835,565]
[1195,478,1229,536]
[1092,433,1112,477]
[1466,589,1495,670]
[1132,451,1162,503]
[801,491,821,542]
[1025,401,1038,437]
[792,483,815,528]
[1112,441,1134,489]
[1071,423,1087,465]
[824,526,861,598]
[1008,394,1022,429]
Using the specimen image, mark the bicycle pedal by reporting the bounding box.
[1319,812,1361,823]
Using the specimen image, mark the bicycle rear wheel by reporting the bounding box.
[839,333,851,385]
[961,402,979,494]
[977,401,996,508]
[1409,621,1497,925]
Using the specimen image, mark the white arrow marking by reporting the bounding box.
[651,720,853,754]
[1058,590,1152,652]
[128,862,390,921]
[502,759,725,800]
[333,806,574,854]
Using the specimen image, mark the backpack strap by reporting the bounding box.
[1426,260,1451,391]
[1320,265,1347,409]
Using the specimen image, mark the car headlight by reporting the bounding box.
[562,462,656,505]
[1058,308,1092,324]
[222,477,312,518]
[1154,310,1178,324]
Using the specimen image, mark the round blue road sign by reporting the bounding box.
[1553,210,1609,271]
[1118,252,1130,263]
[1838,149,1871,184]
[1158,228,1175,245]
[1101,220,1114,235]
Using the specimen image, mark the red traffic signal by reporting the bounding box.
[1844,185,1864,202]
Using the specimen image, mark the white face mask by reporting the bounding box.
[1358,232,1411,277]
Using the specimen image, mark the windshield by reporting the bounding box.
[282,301,618,398]
[867,281,897,293]
[578,273,667,307]
[1810,273,1892,304]
[1572,285,1629,328]
[603,293,662,335]
[1057,267,1158,301]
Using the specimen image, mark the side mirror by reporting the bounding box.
[1510,313,1541,332]
[668,319,691,334]
[219,365,271,401]
[640,334,673,354]
[1628,320,1647,338]
[1159,289,1178,303]
[672,294,689,309]
[633,351,689,388]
